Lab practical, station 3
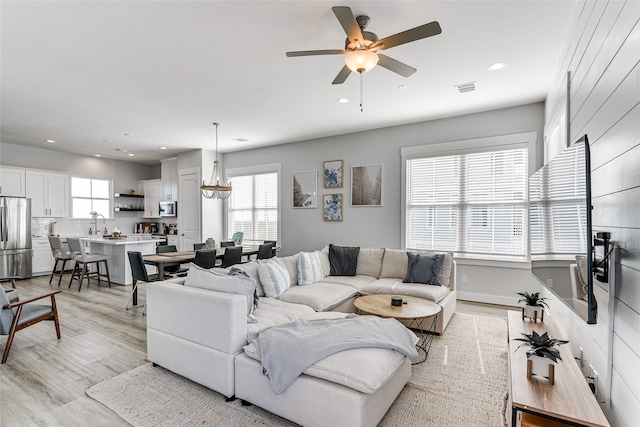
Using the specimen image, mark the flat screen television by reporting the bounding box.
[529,134,597,323]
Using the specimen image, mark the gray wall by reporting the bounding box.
[225,102,546,304]
[225,103,545,254]
[543,1,639,425]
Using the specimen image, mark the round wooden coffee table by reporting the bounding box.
[354,294,441,364]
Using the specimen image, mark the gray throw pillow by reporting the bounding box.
[329,244,360,276]
[403,252,445,286]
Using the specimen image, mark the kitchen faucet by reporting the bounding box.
[94,214,105,235]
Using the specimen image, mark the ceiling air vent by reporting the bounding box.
[455,82,476,94]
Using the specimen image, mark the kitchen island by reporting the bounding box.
[83,236,160,285]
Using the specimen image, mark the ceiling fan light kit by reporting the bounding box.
[345,50,379,73]
[201,122,232,200]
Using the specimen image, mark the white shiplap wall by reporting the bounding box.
[545,1,640,426]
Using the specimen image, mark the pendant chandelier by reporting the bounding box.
[201,122,232,199]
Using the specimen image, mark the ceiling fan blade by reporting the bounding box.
[332,65,352,85]
[377,54,417,77]
[375,21,442,50]
[286,49,345,57]
[332,6,364,44]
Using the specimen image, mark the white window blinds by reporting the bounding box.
[227,172,278,242]
[529,142,587,255]
[406,147,528,258]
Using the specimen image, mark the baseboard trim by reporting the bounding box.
[457,292,519,307]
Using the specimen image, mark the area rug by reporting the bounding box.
[86,313,509,426]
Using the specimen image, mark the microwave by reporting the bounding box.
[159,201,177,217]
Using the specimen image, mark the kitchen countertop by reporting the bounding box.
[80,236,160,245]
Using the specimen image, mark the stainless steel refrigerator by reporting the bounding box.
[0,197,32,278]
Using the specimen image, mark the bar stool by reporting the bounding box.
[67,238,111,291]
[48,236,73,287]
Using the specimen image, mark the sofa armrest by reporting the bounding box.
[147,281,248,355]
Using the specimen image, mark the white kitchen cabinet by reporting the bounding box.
[32,237,54,276]
[26,170,69,217]
[161,158,178,201]
[167,235,179,248]
[143,179,163,218]
[0,166,26,197]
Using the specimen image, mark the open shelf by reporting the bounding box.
[115,193,144,198]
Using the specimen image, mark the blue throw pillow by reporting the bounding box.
[329,244,360,276]
[403,252,445,286]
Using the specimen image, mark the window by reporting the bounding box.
[227,170,278,242]
[71,177,111,218]
[403,134,532,260]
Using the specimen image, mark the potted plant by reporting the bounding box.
[517,291,548,322]
[514,331,569,385]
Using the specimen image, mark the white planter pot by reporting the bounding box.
[526,354,556,385]
[522,305,544,322]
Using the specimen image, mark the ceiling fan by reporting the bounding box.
[286,6,442,84]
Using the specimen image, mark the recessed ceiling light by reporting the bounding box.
[337,98,349,104]
[94,154,102,157]
[45,139,55,143]
[159,146,167,150]
[232,138,248,143]
[124,133,133,137]
[128,153,135,157]
[398,85,407,91]
[488,62,506,71]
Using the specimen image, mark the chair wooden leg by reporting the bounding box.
[69,263,80,288]
[51,294,61,339]
[103,260,111,287]
[49,259,58,285]
[57,260,67,287]
[1,306,23,364]
[78,263,87,291]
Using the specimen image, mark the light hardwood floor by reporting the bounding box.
[0,275,517,426]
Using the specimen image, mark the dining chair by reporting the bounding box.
[221,246,243,268]
[0,286,61,363]
[220,241,235,247]
[67,238,111,291]
[48,236,73,287]
[257,242,275,260]
[263,240,278,257]
[232,232,244,246]
[193,243,206,250]
[193,249,217,269]
[156,245,189,276]
[126,251,163,313]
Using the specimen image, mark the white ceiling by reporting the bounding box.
[1,1,578,165]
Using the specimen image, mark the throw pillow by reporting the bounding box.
[329,244,360,276]
[403,253,445,286]
[258,258,291,298]
[297,251,323,285]
[184,263,258,322]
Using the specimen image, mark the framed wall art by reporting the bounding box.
[323,193,343,221]
[323,160,344,188]
[351,164,382,206]
[292,170,317,208]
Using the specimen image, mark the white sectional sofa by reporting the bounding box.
[146,245,456,427]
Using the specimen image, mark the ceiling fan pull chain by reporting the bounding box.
[360,71,364,112]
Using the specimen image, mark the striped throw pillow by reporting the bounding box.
[258,258,290,298]
[297,251,323,285]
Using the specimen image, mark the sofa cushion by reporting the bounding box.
[258,258,290,298]
[356,247,385,278]
[360,278,450,303]
[236,261,264,297]
[380,249,454,288]
[318,246,331,277]
[297,252,324,285]
[329,244,360,276]
[243,343,407,394]
[322,274,378,292]
[247,297,317,343]
[279,253,300,287]
[184,263,257,322]
[403,252,445,286]
[278,282,357,312]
